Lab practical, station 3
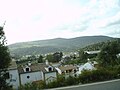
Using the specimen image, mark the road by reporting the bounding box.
[47,79,120,90]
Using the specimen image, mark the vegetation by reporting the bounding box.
[46,52,63,62]
[81,41,106,51]
[0,26,12,90]
[18,66,120,90]
[9,36,112,56]
[18,75,80,90]
[79,68,118,84]
[38,55,44,63]
[17,38,120,89]
[16,52,63,65]
[98,40,120,67]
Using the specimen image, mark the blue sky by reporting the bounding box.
[0,0,120,44]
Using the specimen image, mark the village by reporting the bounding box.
[7,50,99,89]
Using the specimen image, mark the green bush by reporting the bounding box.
[18,81,46,90]
[79,68,118,84]
[46,75,79,88]
[46,80,58,88]
[65,76,78,85]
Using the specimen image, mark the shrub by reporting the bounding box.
[79,68,118,84]
[65,76,78,85]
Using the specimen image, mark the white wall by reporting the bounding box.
[76,62,95,75]
[7,69,20,89]
[44,72,57,83]
[20,71,43,85]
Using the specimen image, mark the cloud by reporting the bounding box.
[0,0,120,44]
[107,20,120,26]
[102,23,120,38]
[102,12,120,28]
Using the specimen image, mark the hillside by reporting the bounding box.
[8,36,114,56]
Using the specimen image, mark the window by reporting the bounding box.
[5,72,10,79]
[74,69,77,73]
[48,67,52,72]
[26,68,30,72]
[66,70,69,73]
[27,76,30,79]
[69,69,72,73]
[10,79,16,82]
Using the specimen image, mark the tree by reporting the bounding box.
[27,55,37,61]
[46,52,63,63]
[0,26,11,90]
[98,40,120,67]
[53,52,63,62]
[78,50,88,63]
[46,54,54,62]
[38,55,44,63]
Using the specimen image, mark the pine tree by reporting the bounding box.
[0,25,11,90]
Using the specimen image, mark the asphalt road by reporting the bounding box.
[47,79,120,90]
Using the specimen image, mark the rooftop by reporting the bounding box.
[18,63,56,74]
[84,50,100,54]
[58,65,77,72]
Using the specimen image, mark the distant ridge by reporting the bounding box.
[8,35,114,56]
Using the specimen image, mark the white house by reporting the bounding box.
[76,60,97,75]
[84,50,100,54]
[7,60,57,89]
[55,65,77,77]
[18,62,57,85]
[7,61,20,89]
[18,64,43,85]
[44,71,57,83]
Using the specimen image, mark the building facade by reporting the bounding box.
[7,61,20,89]
[8,61,57,89]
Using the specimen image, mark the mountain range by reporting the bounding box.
[8,35,114,56]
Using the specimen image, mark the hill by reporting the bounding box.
[8,36,114,56]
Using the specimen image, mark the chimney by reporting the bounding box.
[28,61,31,66]
[45,60,49,65]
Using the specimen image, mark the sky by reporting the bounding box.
[0,0,120,44]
